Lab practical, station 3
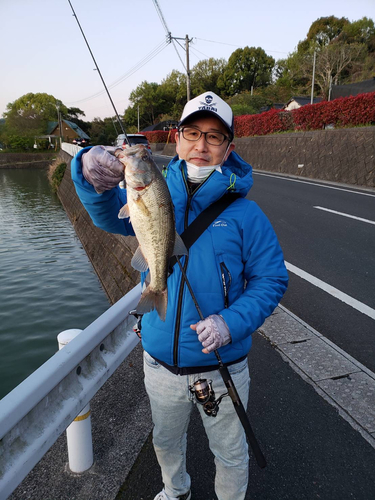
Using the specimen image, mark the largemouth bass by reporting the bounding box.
[116,145,187,321]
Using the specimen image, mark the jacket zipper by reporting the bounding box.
[172,171,213,366]
[220,262,232,309]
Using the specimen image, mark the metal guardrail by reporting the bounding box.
[0,284,141,499]
[61,142,82,157]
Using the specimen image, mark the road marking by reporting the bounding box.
[314,206,375,225]
[254,172,375,198]
[285,262,375,321]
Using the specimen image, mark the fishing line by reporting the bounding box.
[66,0,129,143]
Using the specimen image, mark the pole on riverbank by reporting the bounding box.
[58,329,94,473]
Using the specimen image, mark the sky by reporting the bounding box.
[1,0,374,122]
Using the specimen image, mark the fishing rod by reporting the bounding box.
[175,255,267,469]
[67,0,130,146]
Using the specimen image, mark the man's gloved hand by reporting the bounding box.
[191,315,232,354]
[82,145,125,194]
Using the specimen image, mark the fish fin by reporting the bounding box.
[173,231,188,256]
[118,203,130,219]
[131,246,149,272]
[136,287,168,322]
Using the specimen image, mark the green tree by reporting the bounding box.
[89,117,120,145]
[275,16,374,98]
[339,16,375,50]
[297,16,350,52]
[127,81,164,127]
[218,47,275,96]
[226,92,272,115]
[158,70,187,120]
[2,92,66,149]
[190,58,227,96]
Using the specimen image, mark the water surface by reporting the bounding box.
[0,168,110,399]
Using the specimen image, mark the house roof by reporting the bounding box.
[331,78,375,100]
[141,119,178,132]
[47,119,90,139]
[258,103,285,113]
[286,96,323,107]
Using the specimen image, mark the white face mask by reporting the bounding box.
[185,142,231,183]
[185,162,222,183]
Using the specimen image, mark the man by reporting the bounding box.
[72,91,288,500]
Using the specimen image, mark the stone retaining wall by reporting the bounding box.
[57,150,139,305]
[151,127,375,188]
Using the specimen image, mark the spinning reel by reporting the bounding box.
[189,378,228,417]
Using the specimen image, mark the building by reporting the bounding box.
[47,119,90,144]
[283,96,323,111]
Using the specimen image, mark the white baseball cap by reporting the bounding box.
[179,91,234,140]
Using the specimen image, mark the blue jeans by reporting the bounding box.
[144,351,250,500]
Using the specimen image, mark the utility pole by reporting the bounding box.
[56,104,62,147]
[311,51,316,105]
[185,34,191,101]
[152,1,192,102]
[328,75,333,101]
[137,104,140,132]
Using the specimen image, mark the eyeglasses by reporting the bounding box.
[179,127,229,146]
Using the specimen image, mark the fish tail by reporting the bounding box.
[136,287,168,322]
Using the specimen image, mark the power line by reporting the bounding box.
[66,39,169,105]
[195,37,289,55]
[152,0,187,72]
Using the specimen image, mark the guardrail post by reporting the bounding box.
[57,329,94,473]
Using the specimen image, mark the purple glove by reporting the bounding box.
[192,315,232,354]
[82,145,125,194]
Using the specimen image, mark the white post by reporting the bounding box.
[311,51,316,105]
[57,329,94,473]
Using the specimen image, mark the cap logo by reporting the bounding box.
[198,96,218,113]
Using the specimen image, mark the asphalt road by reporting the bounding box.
[154,155,375,373]
[248,172,375,373]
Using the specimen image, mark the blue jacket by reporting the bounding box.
[72,148,288,369]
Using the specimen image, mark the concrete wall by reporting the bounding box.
[151,127,375,188]
[57,150,139,305]
[0,151,56,169]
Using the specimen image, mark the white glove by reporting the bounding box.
[193,314,231,354]
[82,145,125,194]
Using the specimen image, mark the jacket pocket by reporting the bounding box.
[143,350,161,369]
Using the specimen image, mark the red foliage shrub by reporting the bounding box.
[292,92,375,130]
[234,109,293,137]
[233,92,375,137]
[142,129,177,143]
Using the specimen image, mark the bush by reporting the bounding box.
[235,109,294,137]
[292,92,375,130]
[233,91,375,137]
[48,160,67,192]
[142,129,177,143]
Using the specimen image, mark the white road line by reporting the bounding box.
[314,206,375,225]
[285,262,375,321]
[254,172,375,198]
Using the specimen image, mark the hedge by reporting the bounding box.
[142,129,177,144]
[292,92,375,130]
[142,92,375,142]
[235,92,375,137]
